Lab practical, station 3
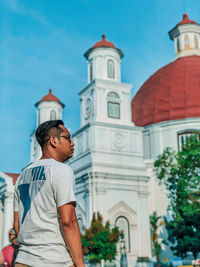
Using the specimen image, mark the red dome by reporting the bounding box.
[178,13,197,25]
[93,34,115,48]
[131,56,200,126]
[84,34,124,59]
[36,89,64,107]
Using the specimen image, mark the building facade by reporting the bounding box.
[0,13,200,265]
[69,34,152,263]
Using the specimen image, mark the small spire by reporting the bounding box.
[102,34,106,40]
[49,88,52,94]
[177,13,197,26]
[183,13,189,20]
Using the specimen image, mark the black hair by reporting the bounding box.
[35,120,64,148]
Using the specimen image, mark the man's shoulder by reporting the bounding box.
[18,159,74,181]
[53,161,73,175]
[16,162,35,184]
[22,159,71,171]
[36,159,74,177]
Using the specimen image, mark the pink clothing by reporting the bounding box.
[2,244,14,267]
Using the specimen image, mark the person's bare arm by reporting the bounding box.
[0,251,5,265]
[13,211,19,236]
[59,203,84,267]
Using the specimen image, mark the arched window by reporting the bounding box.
[184,34,190,49]
[177,38,180,52]
[194,35,199,49]
[107,60,115,78]
[178,130,200,150]
[50,110,57,120]
[115,216,130,252]
[107,92,120,119]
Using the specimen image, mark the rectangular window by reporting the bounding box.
[108,102,120,119]
[178,132,200,151]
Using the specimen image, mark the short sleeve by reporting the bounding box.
[13,184,19,212]
[51,165,76,208]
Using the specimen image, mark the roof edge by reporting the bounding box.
[84,46,124,59]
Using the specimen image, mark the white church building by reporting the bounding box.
[0,13,200,266]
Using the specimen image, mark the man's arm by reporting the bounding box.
[13,211,19,236]
[59,203,84,267]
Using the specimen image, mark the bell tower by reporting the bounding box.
[84,34,123,83]
[169,13,200,58]
[69,35,151,265]
[30,89,65,162]
[79,34,133,127]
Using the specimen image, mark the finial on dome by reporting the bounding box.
[49,88,52,94]
[102,34,106,40]
[183,13,189,20]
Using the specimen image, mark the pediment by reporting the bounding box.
[108,201,137,225]
[108,201,136,216]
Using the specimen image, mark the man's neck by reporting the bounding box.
[40,153,64,163]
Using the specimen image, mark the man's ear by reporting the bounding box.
[49,136,58,148]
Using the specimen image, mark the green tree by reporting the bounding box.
[150,211,165,263]
[154,136,200,259]
[81,212,121,263]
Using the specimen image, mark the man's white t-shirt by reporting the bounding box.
[14,158,76,267]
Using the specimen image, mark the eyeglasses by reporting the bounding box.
[56,135,71,143]
[46,134,71,143]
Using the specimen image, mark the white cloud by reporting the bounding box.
[30,9,49,25]
[2,0,21,13]
[3,0,49,25]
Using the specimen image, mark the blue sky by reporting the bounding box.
[1,0,200,173]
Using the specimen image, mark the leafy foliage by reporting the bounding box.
[81,212,121,263]
[150,211,165,262]
[154,136,200,258]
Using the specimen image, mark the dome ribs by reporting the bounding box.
[185,57,200,116]
[169,59,185,120]
[155,68,170,123]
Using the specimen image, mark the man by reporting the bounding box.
[13,120,84,267]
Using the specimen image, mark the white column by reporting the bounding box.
[138,191,152,258]
[2,192,14,248]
